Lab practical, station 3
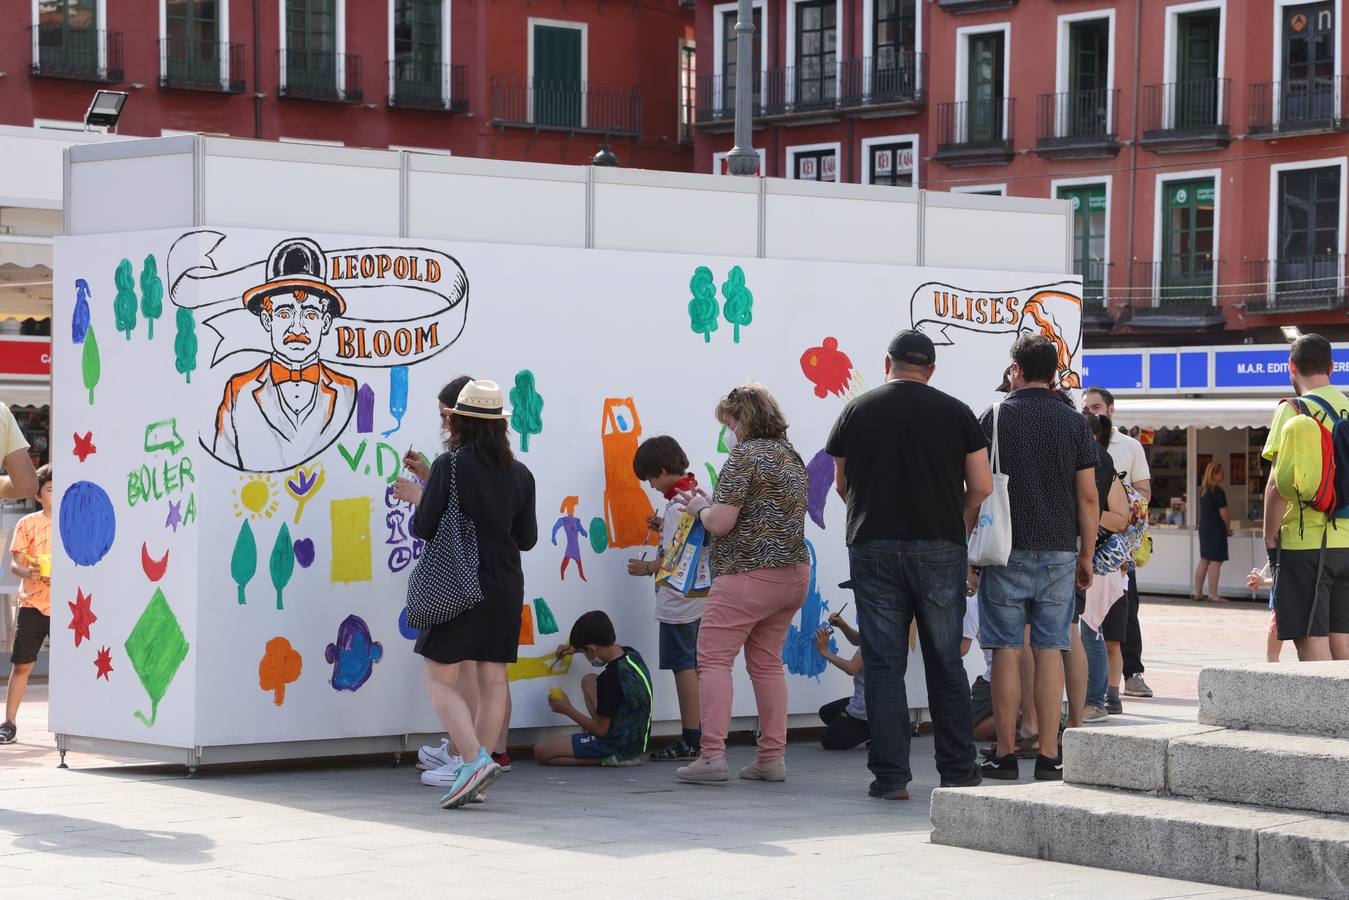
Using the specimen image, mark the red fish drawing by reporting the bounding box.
[801,337,854,399]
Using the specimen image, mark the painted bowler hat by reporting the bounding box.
[451,380,511,421]
[242,238,347,317]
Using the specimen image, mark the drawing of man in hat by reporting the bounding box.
[213,238,358,471]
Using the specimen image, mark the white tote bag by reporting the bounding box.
[968,402,1012,568]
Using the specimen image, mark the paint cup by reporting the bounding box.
[37,554,51,578]
[548,687,565,701]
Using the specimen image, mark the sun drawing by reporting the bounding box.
[234,474,280,520]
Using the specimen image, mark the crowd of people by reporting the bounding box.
[4,331,1345,813]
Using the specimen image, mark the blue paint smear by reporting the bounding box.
[382,367,409,438]
[356,384,375,434]
[806,448,833,529]
[72,279,91,344]
[782,541,834,679]
[60,481,116,566]
[616,414,629,431]
[325,614,384,691]
[398,607,418,640]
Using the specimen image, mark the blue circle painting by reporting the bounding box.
[398,607,418,640]
[60,481,117,566]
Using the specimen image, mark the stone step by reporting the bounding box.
[930,781,1349,898]
[1199,661,1349,738]
[1066,723,1349,816]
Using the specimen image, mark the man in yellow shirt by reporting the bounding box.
[1262,333,1349,662]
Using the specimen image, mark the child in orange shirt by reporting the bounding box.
[2,464,51,745]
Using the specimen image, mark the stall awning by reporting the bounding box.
[1112,398,1279,430]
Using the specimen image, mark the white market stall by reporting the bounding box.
[50,136,1079,767]
[1081,344,1349,598]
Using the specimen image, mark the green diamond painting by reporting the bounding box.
[124,588,190,726]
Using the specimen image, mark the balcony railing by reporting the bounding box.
[1076,258,1110,304]
[1249,78,1348,135]
[489,76,641,135]
[30,26,123,83]
[1133,257,1219,305]
[388,61,468,112]
[694,53,925,125]
[935,98,1015,164]
[160,38,245,93]
[277,50,362,103]
[1142,78,1231,150]
[1036,88,1119,156]
[1243,255,1348,313]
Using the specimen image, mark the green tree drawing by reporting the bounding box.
[688,266,720,343]
[270,523,295,610]
[174,307,198,384]
[114,258,138,341]
[140,254,164,339]
[82,325,101,405]
[509,370,544,452]
[231,521,257,605]
[722,265,754,344]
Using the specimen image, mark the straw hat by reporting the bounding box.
[451,380,510,420]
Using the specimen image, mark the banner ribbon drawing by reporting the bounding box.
[166,230,468,369]
[909,280,1084,389]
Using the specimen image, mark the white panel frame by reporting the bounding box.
[1264,155,1349,302]
[1051,174,1114,296]
[1152,167,1223,306]
[954,22,1012,143]
[859,132,920,187]
[1054,8,1116,136]
[1161,0,1227,129]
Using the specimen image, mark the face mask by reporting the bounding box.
[723,427,739,451]
[589,656,607,669]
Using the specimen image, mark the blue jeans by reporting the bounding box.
[849,539,976,790]
[1080,620,1107,708]
[980,550,1077,651]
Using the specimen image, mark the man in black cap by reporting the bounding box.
[213,238,358,471]
[825,329,992,799]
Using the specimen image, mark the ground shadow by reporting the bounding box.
[1,809,215,864]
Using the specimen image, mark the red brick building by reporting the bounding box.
[693,0,1349,345]
[1,0,695,171]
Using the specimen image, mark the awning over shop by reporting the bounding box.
[1112,398,1279,431]
[0,381,51,409]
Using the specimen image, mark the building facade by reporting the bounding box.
[694,0,1349,345]
[1,0,695,171]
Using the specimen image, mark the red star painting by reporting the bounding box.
[73,431,97,462]
[94,645,113,680]
[68,588,97,647]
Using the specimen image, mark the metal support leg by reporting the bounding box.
[391,734,407,768]
[56,733,68,768]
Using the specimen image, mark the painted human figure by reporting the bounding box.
[551,495,588,582]
[213,238,357,472]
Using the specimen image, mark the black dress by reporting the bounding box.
[412,446,538,664]
[1198,486,1229,563]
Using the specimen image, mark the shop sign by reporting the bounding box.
[0,338,51,378]
[1214,348,1349,388]
[1080,352,1143,389]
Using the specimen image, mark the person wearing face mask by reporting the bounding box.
[674,383,811,785]
[534,611,654,766]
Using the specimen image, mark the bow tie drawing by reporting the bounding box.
[271,362,321,384]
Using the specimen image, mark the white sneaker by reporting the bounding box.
[420,759,465,787]
[418,739,456,771]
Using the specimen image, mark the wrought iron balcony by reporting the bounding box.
[387,61,468,112]
[277,50,362,103]
[838,53,925,110]
[934,98,1015,166]
[1036,88,1120,158]
[1121,258,1226,328]
[1249,78,1348,137]
[160,38,245,93]
[695,72,763,125]
[489,76,641,136]
[30,26,123,83]
[1242,255,1347,314]
[761,65,838,116]
[1141,78,1231,152]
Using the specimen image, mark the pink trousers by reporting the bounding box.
[696,563,810,761]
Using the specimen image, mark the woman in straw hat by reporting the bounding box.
[673,383,811,785]
[400,379,537,808]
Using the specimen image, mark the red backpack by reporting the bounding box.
[1275,397,1338,515]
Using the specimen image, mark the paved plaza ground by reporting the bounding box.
[1,598,1294,898]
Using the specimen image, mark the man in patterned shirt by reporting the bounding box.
[977,335,1098,783]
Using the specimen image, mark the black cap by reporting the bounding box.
[995,366,1012,393]
[888,330,936,367]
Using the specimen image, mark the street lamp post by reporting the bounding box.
[723,0,758,176]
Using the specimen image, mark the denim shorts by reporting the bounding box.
[979,550,1077,650]
[572,732,618,760]
[658,620,699,671]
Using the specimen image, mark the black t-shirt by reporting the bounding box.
[595,647,653,755]
[825,380,987,545]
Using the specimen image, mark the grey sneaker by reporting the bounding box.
[1083,705,1109,723]
[739,757,786,782]
[601,754,642,767]
[1105,693,1123,715]
[1124,675,1154,698]
[676,755,730,784]
[0,721,14,744]
[649,741,699,762]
